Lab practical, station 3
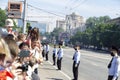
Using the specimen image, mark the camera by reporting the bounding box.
[17,63,29,72]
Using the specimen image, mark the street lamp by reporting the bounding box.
[23,0,27,34]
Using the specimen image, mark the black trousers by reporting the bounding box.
[107,75,118,80]
[45,51,49,61]
[73,61,80,80]
[34,68,38,74]
[42,50,45,58]
[57,57,62,70]
[53,54,56,65]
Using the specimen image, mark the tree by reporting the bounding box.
[50,27,64,41]
[0,8,7,27]
[26,22,31,32]
[70,16,115,49]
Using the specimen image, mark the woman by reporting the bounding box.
[0,37,31,80]
[26,27,41,50]
[0,37,14,80]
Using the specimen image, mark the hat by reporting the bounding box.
[5,19,14,27]
[18,50,30,57]
[111,46,118,52]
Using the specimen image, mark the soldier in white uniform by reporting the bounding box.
[72,45,81,80]
[107,46,120,80]
[52,45,57,65]
[57,44,63,70]
[45,43,49,61]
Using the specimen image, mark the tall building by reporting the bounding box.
[66,12,85,34]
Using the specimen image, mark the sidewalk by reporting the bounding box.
[38,61,71,80]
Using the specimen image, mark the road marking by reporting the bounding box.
[48,61,72,80]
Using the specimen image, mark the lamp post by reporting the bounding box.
[23,0,27,34]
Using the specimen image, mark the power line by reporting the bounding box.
[28,4,65,18]
[27,16,54,18]
[65,0,79,10]
[71,0,87,10]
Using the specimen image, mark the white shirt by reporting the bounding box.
[57,48,63,59]
[46,45,49,52]
[53,48,57,56]
[73,50,81,64]
[43,45,46,50]
[108,56,120,80]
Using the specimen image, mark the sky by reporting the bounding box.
[0,0,120,19]
[0,0,120,28]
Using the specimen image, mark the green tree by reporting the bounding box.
[51,27,64,41]
[0,8,7,27]
[26,22,31,32]
[70,16,113,49]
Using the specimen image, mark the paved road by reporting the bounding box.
[40,47,120,80]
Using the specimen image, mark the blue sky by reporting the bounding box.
[0,0,120,19]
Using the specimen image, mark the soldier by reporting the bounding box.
[72,45,81,80]
[57,44,63,70]
[45,43,49,61]
[107,46,120,80]
[52,45,57,65]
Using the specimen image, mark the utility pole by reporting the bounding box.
[23,0,27,33]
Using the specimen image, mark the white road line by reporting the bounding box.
[47,61,72,80]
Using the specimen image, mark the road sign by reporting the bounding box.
[7,1,22,19]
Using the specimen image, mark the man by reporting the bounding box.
[107,46,120,80]
[72,45,81,80]
[5,19,14,34]
[5,19,17,40]
[52,45,57,65]
[57,44,63,70]
[45,43,49,61]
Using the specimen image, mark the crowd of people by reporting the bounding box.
[0,19,43,80]
[0,18,120,80]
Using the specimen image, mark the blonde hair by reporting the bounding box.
[0,37,12,60]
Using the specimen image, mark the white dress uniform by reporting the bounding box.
[57,48,63,70]
[45,44,49,61]
[72,50,81,80]
[108,56,120,80]
[53,48,57,65]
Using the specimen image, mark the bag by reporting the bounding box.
[0,70,14,80]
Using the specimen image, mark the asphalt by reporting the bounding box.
[38,60,71,80]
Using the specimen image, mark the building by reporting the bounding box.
[66,12,85,34]
[28,21,47,33]
[107,17,120,25]
[56,20,66,31]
